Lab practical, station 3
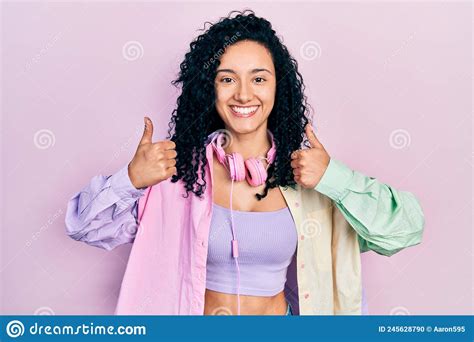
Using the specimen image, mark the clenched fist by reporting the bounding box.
[128,117,177,189]
[290,123,330,189]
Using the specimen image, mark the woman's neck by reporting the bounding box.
[223,125,272,161]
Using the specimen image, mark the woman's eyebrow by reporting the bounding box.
[216,68,273,75]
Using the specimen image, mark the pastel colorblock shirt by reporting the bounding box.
[65,139,425,315]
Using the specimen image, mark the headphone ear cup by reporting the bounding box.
[226,152,246,182]
[211,132,227,165]
[245,158,267,187]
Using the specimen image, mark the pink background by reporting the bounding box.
[1,2,472,315]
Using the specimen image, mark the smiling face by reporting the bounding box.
[214,40,276,134]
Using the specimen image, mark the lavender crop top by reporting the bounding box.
[206,203,298,296]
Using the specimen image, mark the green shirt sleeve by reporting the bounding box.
[315,158,425,257]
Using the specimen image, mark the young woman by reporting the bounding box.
[65,10,425,316]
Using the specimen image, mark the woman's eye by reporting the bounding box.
[219,77,266,84]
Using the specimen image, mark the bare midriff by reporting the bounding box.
[204,289,288,315]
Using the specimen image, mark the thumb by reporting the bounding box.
[139,116,154,145]
[305,123,321,148]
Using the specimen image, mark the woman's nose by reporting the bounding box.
[234,82,253,102]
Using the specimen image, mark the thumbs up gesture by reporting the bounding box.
[290,124,330,189]
[128,117,177,189]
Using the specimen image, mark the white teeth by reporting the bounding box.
[231,106,258,115]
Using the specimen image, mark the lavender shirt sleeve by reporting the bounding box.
[65,163,147,251]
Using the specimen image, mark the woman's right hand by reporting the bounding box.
[128,116,177,189]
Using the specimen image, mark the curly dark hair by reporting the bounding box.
[166,9,313,200]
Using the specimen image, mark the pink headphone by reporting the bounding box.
[209,128,276,315]
[210,129,277,187]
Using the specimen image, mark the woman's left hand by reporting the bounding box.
[290,124,331,189]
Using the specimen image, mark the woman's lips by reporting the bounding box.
[229,105,260,118]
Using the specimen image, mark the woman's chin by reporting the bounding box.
[217,111,268,134]
[225,121,263,135]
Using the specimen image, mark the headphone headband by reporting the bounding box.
[209,129,276,166]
